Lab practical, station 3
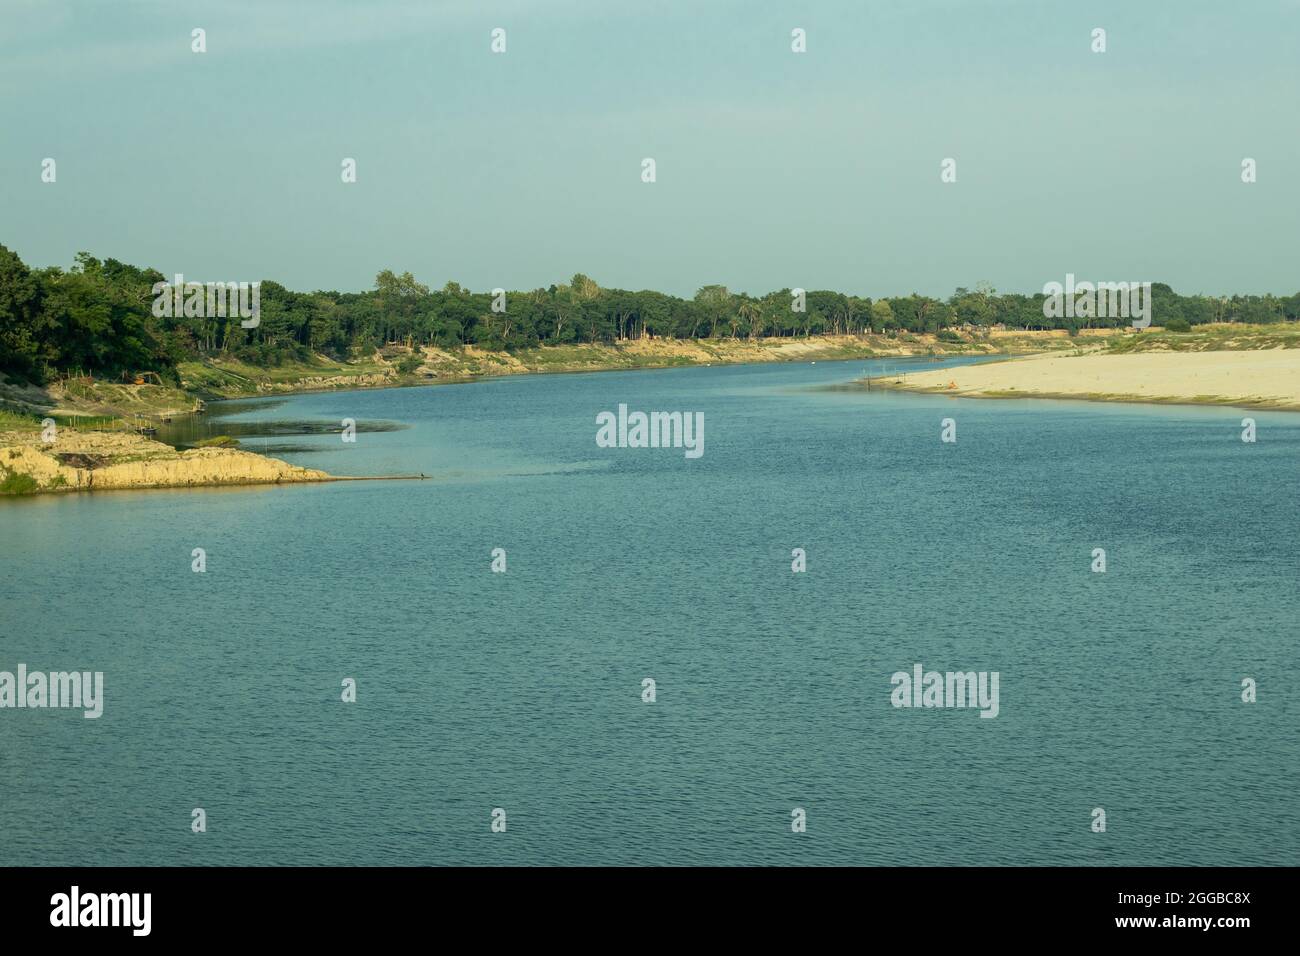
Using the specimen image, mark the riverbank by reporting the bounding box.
[0,426,338,495]
[173,329,1119,400]
[865,347,1300,411]
[402,329,1113,380]
[2,330,1119,425]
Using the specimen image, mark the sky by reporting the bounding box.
[2,0,1298,298]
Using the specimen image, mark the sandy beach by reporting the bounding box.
[871,349,1300,411]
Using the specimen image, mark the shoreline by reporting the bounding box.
[0,428,426,497]
[868,378,1300,412]
[176,330,1119,403]
[9,327,1293,494]
[862,348,1300,413]
[4,330,1119,424]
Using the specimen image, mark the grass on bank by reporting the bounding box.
[1105,322,1300,354]
[0,408,41,432]
[178,354,392,394]
[0,469,40,495]
[1,405,146,434]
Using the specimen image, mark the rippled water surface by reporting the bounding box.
[2,357,1296,865]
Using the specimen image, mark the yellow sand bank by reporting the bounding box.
[873,349,1300,410]
[0,429,334,494]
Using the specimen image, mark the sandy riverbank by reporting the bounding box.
[0,428,337,495]
[3,331,1121,424]
[867,349,1300,411]
[409,330,1121,379]
[176,330,1120,400]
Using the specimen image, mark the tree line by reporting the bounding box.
[2,244,1298,384]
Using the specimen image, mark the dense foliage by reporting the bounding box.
[2,244,1298,383]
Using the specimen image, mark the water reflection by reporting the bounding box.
[154,399,404,450]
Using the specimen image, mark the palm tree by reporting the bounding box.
[739,300,762,340]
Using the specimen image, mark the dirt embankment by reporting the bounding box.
[8,331,1118,418]
[409,330,1116,379]
[0,428,334,495]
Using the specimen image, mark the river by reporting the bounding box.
[2,356,1296,865]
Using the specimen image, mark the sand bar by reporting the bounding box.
[870,349,1300,411]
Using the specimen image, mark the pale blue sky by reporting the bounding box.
[2,0,1297,297]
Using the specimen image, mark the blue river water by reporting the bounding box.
[1,356,1296,865]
